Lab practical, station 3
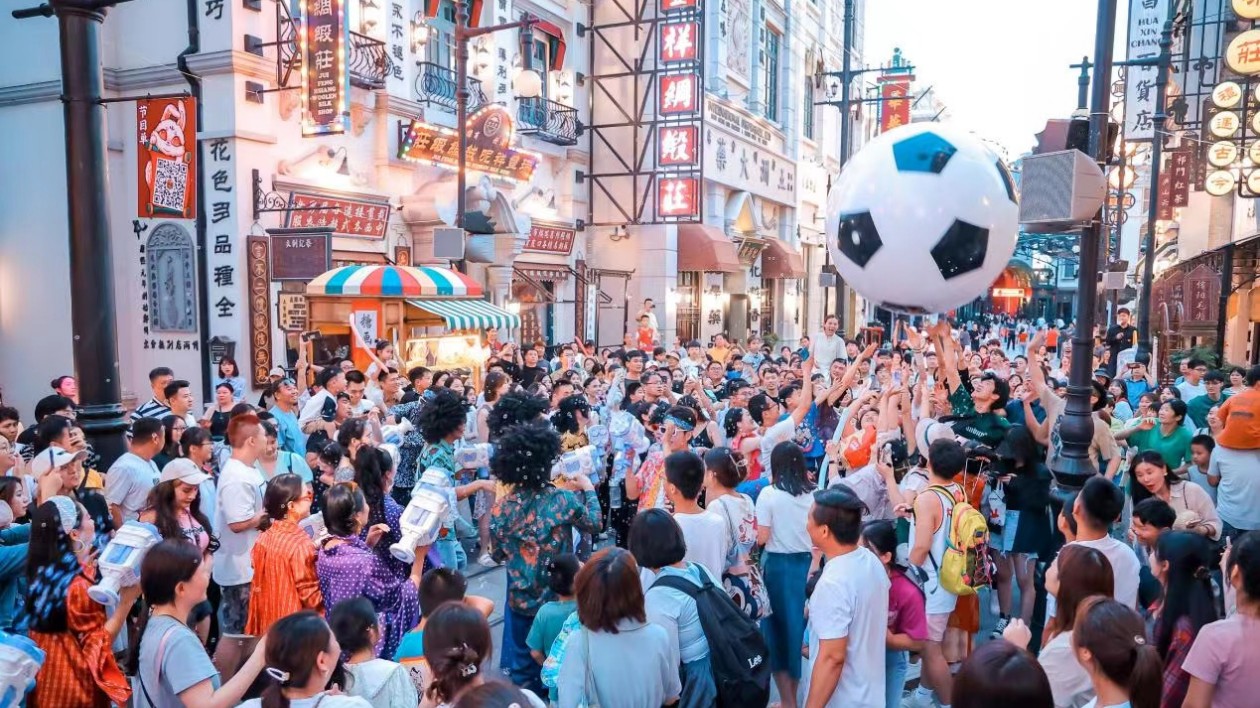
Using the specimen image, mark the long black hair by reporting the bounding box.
[423,601,493,704]
[26,499,85,632]
[159,414,184,459]
[770,440,815,496]
[722,407,748,441]
[145,478,220,554]
[553,394,591,436]
[1128,451,1180,505]
[353,445,394,530]
[1153,531,1218,658]
[259,611,339,708]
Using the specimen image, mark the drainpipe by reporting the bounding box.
[178,0,212,401]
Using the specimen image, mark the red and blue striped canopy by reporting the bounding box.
[306,265,483,298]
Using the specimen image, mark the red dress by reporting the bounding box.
[29,569,130,708]
[733,432,763,481]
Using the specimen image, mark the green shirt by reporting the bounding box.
[947,384,1010,447]
[1129,425,1194,470]
[526,599,577,704]
[1186,392,1231,430]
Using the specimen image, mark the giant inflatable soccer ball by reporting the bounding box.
[824,123,1019,315]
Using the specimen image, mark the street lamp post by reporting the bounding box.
[1137,15,1175,355]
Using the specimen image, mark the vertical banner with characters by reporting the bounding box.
[137,97,197,219]
[299,0,350,136]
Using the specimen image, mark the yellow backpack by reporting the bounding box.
[926,485,994,596]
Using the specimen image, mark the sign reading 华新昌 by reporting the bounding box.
[285,193,391,238]
[299,0,349,136]
[277,293,310,332]
[137,97,197,219]
[269,229,333,280]
[524,223,577,255]
[398,104,539,181]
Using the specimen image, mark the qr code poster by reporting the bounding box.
[137,97,197,219]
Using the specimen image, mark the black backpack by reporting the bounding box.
[653,566,772,708]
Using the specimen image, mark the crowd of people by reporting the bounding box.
[1,307,1259,708]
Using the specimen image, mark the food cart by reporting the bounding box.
[305,264,520,378]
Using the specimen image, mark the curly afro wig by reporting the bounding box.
[491,421,562,490]
[417,388,469,444]
[552,394,591,436]
[487,390,549,441]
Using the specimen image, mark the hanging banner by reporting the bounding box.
[398,104,540,181]
[299,0,350,136]
[137,97,197,219]
[285,193,391,238]
[1123,0,1169,141]
[877,75,913,133]
[246,236,273,386]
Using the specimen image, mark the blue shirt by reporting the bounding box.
[269,405,304,455]
[1122,378,1154,410]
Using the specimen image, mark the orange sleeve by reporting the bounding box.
[65,578,132,706]
[1218,395,1234,425]
[293,543,325,614]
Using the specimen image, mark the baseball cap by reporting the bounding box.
[269,366,287,378]
[665,351,680,361]
[915,418,956,455]
[159,458,212,486]
[30,446,88,477]
[1093,367,1111,380]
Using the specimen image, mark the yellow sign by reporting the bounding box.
[1208,141,1239,168]
[1205,170,1235,197]
[1211,111,1241,137]
[1234,0,1260,20]
[1213,81,1244,109]
[1226,29,1260,75]
[991,288,1026,299]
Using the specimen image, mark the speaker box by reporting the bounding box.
[433,227,466,260]
[1018,150,1107,230]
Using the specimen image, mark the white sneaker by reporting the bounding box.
[477,553,500,567]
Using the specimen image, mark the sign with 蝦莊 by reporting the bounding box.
[285,193,391,238]
[299,0,349,136]
[524,222,577,255]
[1123,0,1169,141]
[137,97,196,219]
[658,176,700,218]
[269,229,332,280]
[277,293,310,332]
[658,125,699,167]
[398,104,539,181]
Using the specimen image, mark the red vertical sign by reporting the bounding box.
[879,79,912,133]
[137,97,197,219]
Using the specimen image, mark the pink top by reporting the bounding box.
[1182,614,1260,708]
[888,569,929,641]
[178,509,210,553]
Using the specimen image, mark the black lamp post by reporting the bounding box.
[1136,14,1176,355]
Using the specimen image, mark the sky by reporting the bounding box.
[863,0,1130,157]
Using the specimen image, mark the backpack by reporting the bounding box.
[653,567,771,708]
[925,485,994,596]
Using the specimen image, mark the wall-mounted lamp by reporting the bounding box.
[323,147,350,176]
[609,226,630,242]
[410,11,429,54]
[514,22,543,98]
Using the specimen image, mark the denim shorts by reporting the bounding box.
[218,583,252,636]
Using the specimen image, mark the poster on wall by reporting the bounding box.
[137,97,197,219]
[299,0,350,136]
[246,236,273,386]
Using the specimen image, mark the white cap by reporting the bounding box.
[915,418,956,456]
[30,446,88,478]
[269,366,287,378]
[159,458,211,486]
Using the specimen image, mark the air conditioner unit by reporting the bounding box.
[1018,149,1107,231]
[433,227,466,260]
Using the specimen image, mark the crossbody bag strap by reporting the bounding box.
[137,622,180,707]
[923,485,956,574]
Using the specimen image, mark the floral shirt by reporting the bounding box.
[635,446,669,511]
[390,400,428,488]
[490,487,603,615]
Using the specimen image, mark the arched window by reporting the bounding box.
[146,223,197,332]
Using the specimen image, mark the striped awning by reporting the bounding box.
[307,265,483,297]
[407,298,521,331]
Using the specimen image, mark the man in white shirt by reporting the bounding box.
[104,417,163,527]
[804,486,890,708]
[637,298,660,340]
[1059,476,1141,610]
[300,367,346,440]
[812,315,846,381]
[163,379,199,427]
[664,450,728,579]
[213,413,270,681]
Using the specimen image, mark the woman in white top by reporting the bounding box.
[1070,597,1163,708]
[238,610,373,708]
[702,446,767,619]
[1128,451,1220,540]
[755,441,817,708]
[329,597,418,708]
[420,601,546,708]
[1005,543,1115,708]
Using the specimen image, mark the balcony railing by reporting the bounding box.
[517,96,580,146]
[348,31,390,89]
[414,62,487,112]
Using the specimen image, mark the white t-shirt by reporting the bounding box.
[760,417,795,480]
[755,486,814,554]
[1048,536,1141,617]
[104,453,160,522]
[1038,631,1094,708]
[213,458,266,587]
[673,510,730,580]
[812,333,846,374]
[1176,380,1207,402]
[806,546,890,708]
[299,389,336,427]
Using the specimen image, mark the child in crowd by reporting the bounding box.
[862,519,928,708]
[527,554,581,705]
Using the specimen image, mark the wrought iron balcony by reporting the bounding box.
[348,31,390,89]
[517,96,580,146]
[414,62,487,112]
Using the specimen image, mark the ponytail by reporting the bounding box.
[1072,596,1164,708]
[1128,642,1164,708]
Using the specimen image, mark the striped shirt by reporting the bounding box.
[131,397,171,423]
[245,519,323,637]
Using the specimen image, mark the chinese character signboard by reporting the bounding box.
[269,229,332,280]
[285,193,391,238]
[1227,29,1260,75]
[246,236,273,386]
[658,177,699,218]
[659,21,699,63]
[524,222,577,255]
[137,97,197,219]
[1169,148,1191,209]
[299,0,350,136]
[658,125,699,167]
[1123,0,1168,141]
[277,293,310,332]
[659,73,699,114]
[398,104,539,181]
[660,0,698,11]
[877,74,912,133]
[1236,0,1260,20]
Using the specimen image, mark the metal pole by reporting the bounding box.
[836,0,853,327]
[1055,0,1117,486]
[1217,244,1233,363]
[1138,16,1174,354]
[454,0,469,273]
[1072,57,1092,110]
[56,0,128,466]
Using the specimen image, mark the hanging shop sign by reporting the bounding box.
[660,0,698,11]
[658,176,700,218]
[1205,169,1235,196]
[1210,110,1240,138]
[137,97,197,219]
[1236,0,1260,20]
[1208,141,1238,167]
[398,104,539,181]
[277,293,310,332]
[658,125,700,167]
[877,74,913,133]
[299,0,350,136]
[1212,81,1243,109]
[269,229,332,280]
[659,73,700,114]
[524,222,577,255]
[1123,0,1169,141]
[393,246,412,266]
[246,236,273,386]
[285,192,391,238]
[991,288,1027,299]
[659,20,699,63]
[1227,29,1260,76]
